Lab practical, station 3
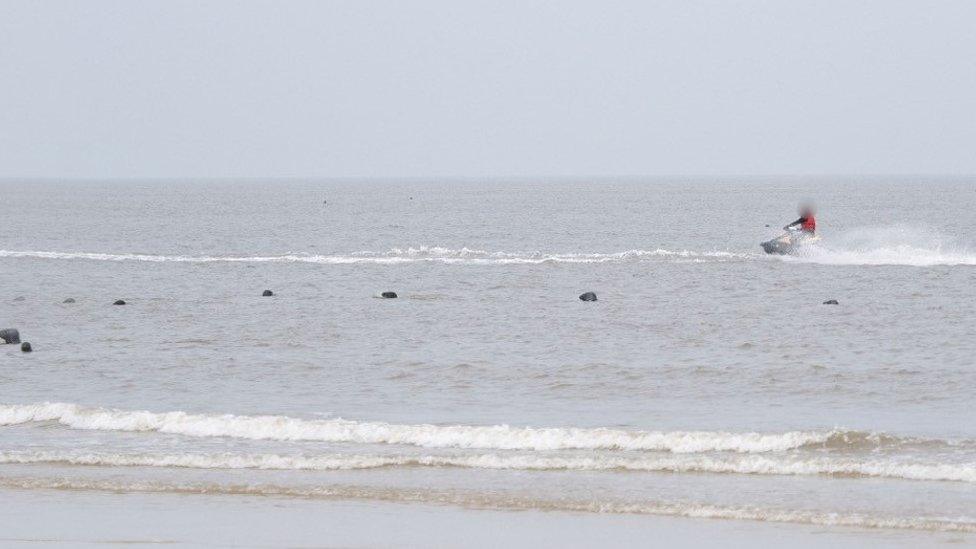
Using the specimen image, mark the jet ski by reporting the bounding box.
[761,230,820,255]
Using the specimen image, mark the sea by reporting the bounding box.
[1,178,975,547]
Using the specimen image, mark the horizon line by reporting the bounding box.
[0,173,973,183]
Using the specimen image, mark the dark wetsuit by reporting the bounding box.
[785,216,816,234]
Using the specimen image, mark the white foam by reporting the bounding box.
[2,450,974,483]
[777,226,976,266]
[0,247,749,265]
[4,227,973,267]
[0,402,834,453]
[786,245,976,267]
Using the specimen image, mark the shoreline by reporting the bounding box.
[0,487,970,548]
[0,489,976,548]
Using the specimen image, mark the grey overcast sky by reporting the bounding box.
[1,1,974,179]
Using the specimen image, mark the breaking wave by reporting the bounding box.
[0,246,748,265]
[1,476,973,533]
[0,402,946,454]
[1,450,973,483]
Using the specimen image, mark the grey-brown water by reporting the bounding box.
[1,179,975,544]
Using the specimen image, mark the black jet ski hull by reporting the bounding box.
[762,239,795,255]
[761,233,820,255]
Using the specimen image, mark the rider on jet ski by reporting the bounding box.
[761,204,819,255]
[784,205,816,235]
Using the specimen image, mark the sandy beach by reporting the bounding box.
[4,487,970,548]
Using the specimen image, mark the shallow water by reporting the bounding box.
[1,178,975,540]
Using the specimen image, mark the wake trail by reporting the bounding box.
[0,246,749,265]
[764,225,976,266]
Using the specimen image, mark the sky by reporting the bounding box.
[1,0,975,179]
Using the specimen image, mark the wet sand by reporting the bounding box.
[0,487,968,548]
